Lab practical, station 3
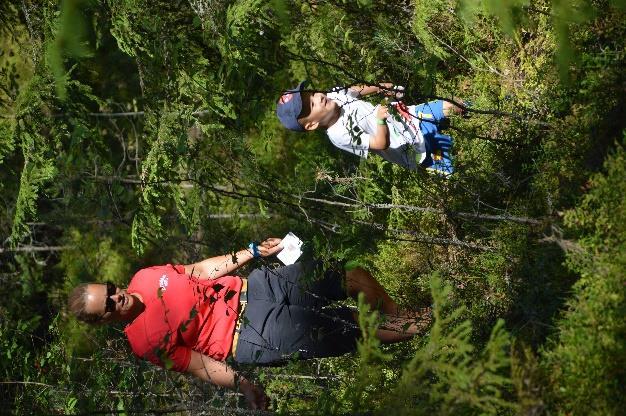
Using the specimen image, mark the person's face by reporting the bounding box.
[83,283,136,322]
[299,92,338,130]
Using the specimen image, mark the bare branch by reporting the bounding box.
[299,196,543,225]
[0,245,72,254]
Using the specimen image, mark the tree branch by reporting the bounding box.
[0,245,72,254]
[299,196,543,225]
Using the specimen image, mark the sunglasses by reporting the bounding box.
[103,281,117,314]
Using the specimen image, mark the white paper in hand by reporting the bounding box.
[277,232,303,265]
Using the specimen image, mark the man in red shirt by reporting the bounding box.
[68,237,430,409]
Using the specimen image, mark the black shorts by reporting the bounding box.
[233,261,359,365]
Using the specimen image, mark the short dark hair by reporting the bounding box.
[297,92,312,120]
[68,284,100,323]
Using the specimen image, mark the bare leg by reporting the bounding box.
[345,267,401,315]
[345,267,431,339]
[376,328,414,344]
[349,311,417,344]
[443,96,465,117]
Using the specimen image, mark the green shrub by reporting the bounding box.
[541,136,626,415]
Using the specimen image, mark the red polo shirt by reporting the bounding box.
[124,264,242,372]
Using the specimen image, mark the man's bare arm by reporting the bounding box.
[183,238,283,280]
[186,351,269,409]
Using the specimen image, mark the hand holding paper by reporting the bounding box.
[277,232,303,265]
[256,237,283,257]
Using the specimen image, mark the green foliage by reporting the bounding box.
[381,276,515,415]
[10,72,61,243]
[1,0,625,413]
[60,229,133,288]
[542,137,626,415]
[335,275,515,415]
[563,136,626,251]
[459,0,530,35]
[221,0,280,77]
[9,68,105,244]
[12,142,57,240]
[46,0,93,99]
[344,293,393,412]
[413,0,624,80]
[0,119,16,166]
[131,110,193,252]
